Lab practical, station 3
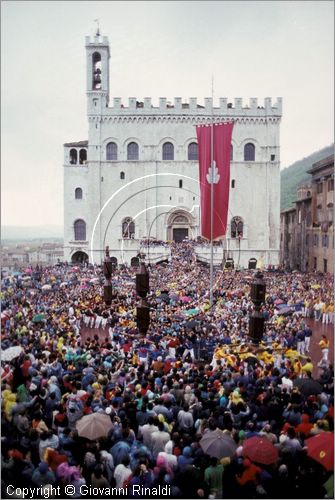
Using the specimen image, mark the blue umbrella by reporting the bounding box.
[110,441,131,466]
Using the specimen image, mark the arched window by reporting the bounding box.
[75,188,82,199]
[69,149,77,165]
[74,219,86,241]
[122,218,135,239]
[120,171,125,180]
[162,142,174,160]
[79,149,87,164]
[231,216,244,238]
[92,52,102,90]
[188,142,198,160]
[244,143,255,161]
[127,142,139,160]
[106,142,117,160]
[230,144,233,161]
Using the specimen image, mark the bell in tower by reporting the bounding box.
[92,52,102,90]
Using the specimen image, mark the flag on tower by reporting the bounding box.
[196,122,234,240]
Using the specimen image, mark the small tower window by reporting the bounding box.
[271,154,276,161]
[122,217,135,239]
[244,143,255,161]
[127,142,139,160]
[106,142,117,160]
[92,52,102,90]
[179,180,183,189]
[120,171,125,180]
[79,149,87,164]
[75,188,82,199]
[69,149,77,165]
[230,144,233,161]
[74,219,86,241]
[188,142,198,160]
[231,179,235,188]
[162,142,174,160]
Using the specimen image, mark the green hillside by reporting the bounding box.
[280,144,334,211]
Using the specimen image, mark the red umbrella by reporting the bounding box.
[243,436,279,465]
[305,432,334,471]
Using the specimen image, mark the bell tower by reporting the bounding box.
[85,29,110,113]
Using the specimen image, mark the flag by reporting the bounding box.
[196,122,234,240]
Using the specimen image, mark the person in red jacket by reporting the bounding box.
[236,458,261,486]
[295,414,313,438]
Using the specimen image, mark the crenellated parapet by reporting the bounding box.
[107,97,282,116]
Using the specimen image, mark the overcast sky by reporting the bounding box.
[2,0,334,227]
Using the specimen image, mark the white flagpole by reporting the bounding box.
[210,75,214,309]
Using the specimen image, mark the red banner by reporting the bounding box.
[196,122,234,240]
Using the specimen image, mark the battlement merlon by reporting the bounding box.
[85,35,109,46]
[87,96,282,116]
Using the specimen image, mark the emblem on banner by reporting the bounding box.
[206,161,220,184]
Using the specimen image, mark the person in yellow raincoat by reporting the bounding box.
[2,390,17,421]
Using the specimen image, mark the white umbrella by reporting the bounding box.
[90,278,100,284]
[76,413,113,440]
[60,282,68,287]
[42,284,52,291]
[2,346,23,362]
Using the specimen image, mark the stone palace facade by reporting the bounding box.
[63,32,282,267]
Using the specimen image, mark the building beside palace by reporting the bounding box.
[63,31,282,267]
[280,154,334,273]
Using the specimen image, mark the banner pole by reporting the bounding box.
[210,75,214,309]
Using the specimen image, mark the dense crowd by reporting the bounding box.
[1,242,334,499]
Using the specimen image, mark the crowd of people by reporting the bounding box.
[1,242,333,498]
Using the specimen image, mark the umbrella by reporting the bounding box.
[24,268,32,274]
[274,299,284,305]
[181,296,192,303]
[200,430,237,459]
[184,308,199,316]
[186,320,200,329]
[41,284,52,291]
[243,436,279,465]
[76,413,113,441]
[32,314,46,323]
[293,378,323,396]
[2,345,23,362]
[323,474,334,497]
[12,272,22,277]
[305,432,334,471]
[89,278,100,284]
[60,282,68,287]
[277,306,294,316]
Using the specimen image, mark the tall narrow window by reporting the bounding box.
[188,142,198,160]
[79,149,87,164]
[120,171,125,180]
[75,188,82,199]
[122,218,135,239]
[231,216,243,238]
[74,219,86,241]
[127,142,139,160]
[106,142,118,160]
[328,179,334,191]
[92,52,102,90]
[231,179,235,188]
[69,149,77,165]
[230,144,233,161]
[179,180,183,188]
[244,143,255,161]
[162,142,174,160]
